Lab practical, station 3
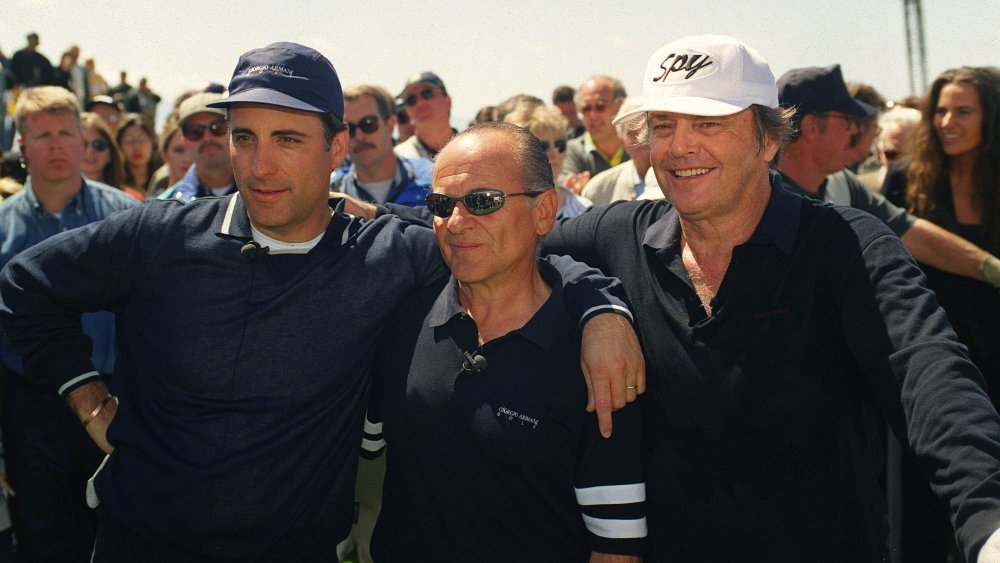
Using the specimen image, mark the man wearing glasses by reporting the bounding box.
[330,84,432,206]
[393,71,456,160]
[364,121,646,562]
[0,86,135,562]
[561,75,630,187]
[0,43,642,560]
[159,92,237,202]
[777,65,1000,288]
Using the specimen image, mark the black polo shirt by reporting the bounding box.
[368,257,646,562]
[541,173,1000,562]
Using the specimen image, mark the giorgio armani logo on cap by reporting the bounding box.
[652,50,715,83]
[245,64,295,77]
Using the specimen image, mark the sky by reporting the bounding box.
[5,0,999,128]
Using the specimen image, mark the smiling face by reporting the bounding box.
[934,81,983,160]
[648,108,777,222]
[230,104,347,243]
[22,111,84,187]
[431,130,555,287]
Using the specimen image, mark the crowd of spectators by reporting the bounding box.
[0,28,999,563]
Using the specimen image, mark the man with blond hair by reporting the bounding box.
[0,85,135,562]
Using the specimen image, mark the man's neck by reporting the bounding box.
[779,145,827,193]
[677,177,772,313]
[458,266,551,345]
[415,123,453,153]
[355,155,397,185]
[32,174,84,214]
[196,164,235,190]
[591,132,623,161]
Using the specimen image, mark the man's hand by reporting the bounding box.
[329,191,378,220]
[66,381,117,454]
[590,551,641,563]
[581,313,645,438]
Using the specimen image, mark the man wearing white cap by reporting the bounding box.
[541,34,1000,561]
[158,92,237,202]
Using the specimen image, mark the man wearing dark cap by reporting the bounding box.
[158,91,236,202]
[777,65,1000,288]
[85,94,122,129]
[534,34,1000,561]
[0,42,640,561]
[393,71,455,159]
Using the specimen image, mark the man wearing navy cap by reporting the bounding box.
[0,42,641,561]
[777,65,1000,288]
[393,71,455,160]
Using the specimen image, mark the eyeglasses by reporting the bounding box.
[404,88,439,107]
[183,119,229,142]
[540,139,567,153]
[581,101,611,114]
[84,139,109,152]
[426,188,543,218]
[347,115,381,137]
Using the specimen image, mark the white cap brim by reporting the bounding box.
[613,96,750,124]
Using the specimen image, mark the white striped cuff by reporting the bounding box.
[582,514,648,539]
[581,304,634,324]
[575,483,646,505]
[58,371,101,396]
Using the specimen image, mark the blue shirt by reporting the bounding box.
[330,156,432,206]
[157,163,237,202]
[0,176,136,375]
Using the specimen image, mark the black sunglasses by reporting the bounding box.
[426,188,543,218]
[183,119,229,142]
[541,139,567,153]
[84,139,110,152]
[404,88,438,107]
[347,115,381,137]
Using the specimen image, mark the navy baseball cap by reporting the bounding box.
[777,65,877,117]
[207,42,344,120]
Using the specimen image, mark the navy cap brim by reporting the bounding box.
[832,97,879,118]
[206,88,326,113]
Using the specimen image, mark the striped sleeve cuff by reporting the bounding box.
[576,482,647,539]
[360,414,385,459]
[580,304,634,327]
[58,371,102,397]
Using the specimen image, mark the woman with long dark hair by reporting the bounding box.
[115,113,161,200]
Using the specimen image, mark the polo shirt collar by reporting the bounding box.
[640,171,799,256]
[427,259,572,353]
[214,192,359,247]
[24,175,89,217]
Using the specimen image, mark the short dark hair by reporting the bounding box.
[552,85,575,104]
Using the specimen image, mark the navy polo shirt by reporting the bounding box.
[367,257,646,562]
[542,173,1000,562]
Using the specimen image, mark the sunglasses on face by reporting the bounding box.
[541,139,567,153]
[347,115,381,137]
[183,119,229,142]
[425,188,543,218]
[84,139,109,152]
[404,88,438,107]
[581,101,610,114]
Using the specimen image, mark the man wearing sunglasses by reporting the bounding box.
[777,65,1000,290]
[158,92,237,202]
[0,86,135,562]
[561,75,630,188]
[364,121,645,562]
[583,97,657,207]
[330,84,432,206]
[393,71,456,160]
[0,43,642,561]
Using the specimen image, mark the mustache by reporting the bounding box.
[351,141,376,151]
[199,142,226,153]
